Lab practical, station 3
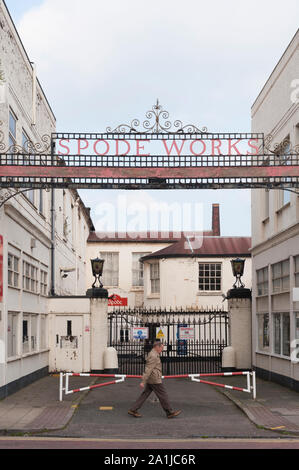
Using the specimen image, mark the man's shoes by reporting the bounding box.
[128,410,142,418]
[167,410,182,419]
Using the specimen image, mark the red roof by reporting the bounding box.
[141,236,251,259]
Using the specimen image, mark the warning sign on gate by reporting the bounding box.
[179,327,195,340]
[156,327,166,340]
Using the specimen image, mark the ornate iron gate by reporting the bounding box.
[108,307,228,375]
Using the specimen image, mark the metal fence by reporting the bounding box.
[108,307,229,375]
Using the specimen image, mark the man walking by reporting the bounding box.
[128,341,182,419]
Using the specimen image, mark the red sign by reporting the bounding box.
[108,294,128,307]
[0,235,3,303]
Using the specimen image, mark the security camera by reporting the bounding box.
[60,267,76,279]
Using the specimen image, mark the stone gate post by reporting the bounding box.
[87,287,109,373]
[223,288,252,370]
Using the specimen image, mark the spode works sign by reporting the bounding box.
[57,137,261,157]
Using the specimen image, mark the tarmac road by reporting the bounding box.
[43,378,279,439]
[1,437,299,449]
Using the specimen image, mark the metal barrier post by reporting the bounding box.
[59,372,63,402]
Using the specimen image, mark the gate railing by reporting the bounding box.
[108,307,229,375]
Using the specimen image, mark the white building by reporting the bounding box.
[251,30,299,390]
[87,204,251,310]
[0,0,93,398]
[142,236,251,310]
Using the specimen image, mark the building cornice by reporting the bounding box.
[251,222,299,256]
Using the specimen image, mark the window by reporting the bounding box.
[272,260,290,293]
[132,252,150,287]
[273,313,290,356]
[7,312,19,358]
[8,253,19,288]
[23,315,29,354]
[31,315,37,352]
[100,252,119,287]
[8,110,17,164]
[22,314,39,354]
[40,315,47,350]
[40,270,48,296]
[198,263,221,291]
[257,314,269,351]
[150,262,160,294]
[276,139,291,206]
[23,260,38,293]
[264,190,269,219]
[257,267,268,296]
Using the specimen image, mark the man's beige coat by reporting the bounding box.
[142,348,163,384]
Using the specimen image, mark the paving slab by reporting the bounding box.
[0,375,95,432]
[215,374,299,435]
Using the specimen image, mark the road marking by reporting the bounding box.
[99,406,114,411]
[270,426,286,430]
[71,405,78,409]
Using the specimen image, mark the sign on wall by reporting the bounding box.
[108,294,128,307]
[179,327,195,340]
[133,327,149,340]
[0,236,3,303]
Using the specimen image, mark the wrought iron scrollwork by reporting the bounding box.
[107,99,208,134]
[0,120,51,154]
[264,133,299,155]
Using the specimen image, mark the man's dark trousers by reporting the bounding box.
[131,383,172,414]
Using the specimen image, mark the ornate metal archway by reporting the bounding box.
[0,100,298,192]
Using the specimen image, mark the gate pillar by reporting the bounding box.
[225,289,252,370]
[87,288,109,373]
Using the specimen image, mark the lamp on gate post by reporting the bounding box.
[86,258,108,299]
[231,258,245,289]
[226,258,251,300]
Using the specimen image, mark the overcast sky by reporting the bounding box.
[4,0,299,235]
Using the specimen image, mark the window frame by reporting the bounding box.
[257,313,270,352]
[198,262,222,292]
[22,260,39,294]
[256,266,268,296]
[273,312,290,357]
[132,252,151,288]
[100,252,119,287]
[150,262,160,294]
[271,259,290,294]
[8,252,20,289]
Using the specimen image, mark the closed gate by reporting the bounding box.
[108,308,228,375]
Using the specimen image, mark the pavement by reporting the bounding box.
[0,375,96,433]
[0,373,299,441]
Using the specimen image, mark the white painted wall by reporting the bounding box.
[251,30,299,383]
[86,241,172,308]
[0,1,92,391]
[143,256,252,309]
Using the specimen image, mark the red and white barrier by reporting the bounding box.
[59,370,256,402]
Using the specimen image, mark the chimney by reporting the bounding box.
[212,204,220,236]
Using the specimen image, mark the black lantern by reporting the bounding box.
[91,258,105,289]
[231,258,245,289]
